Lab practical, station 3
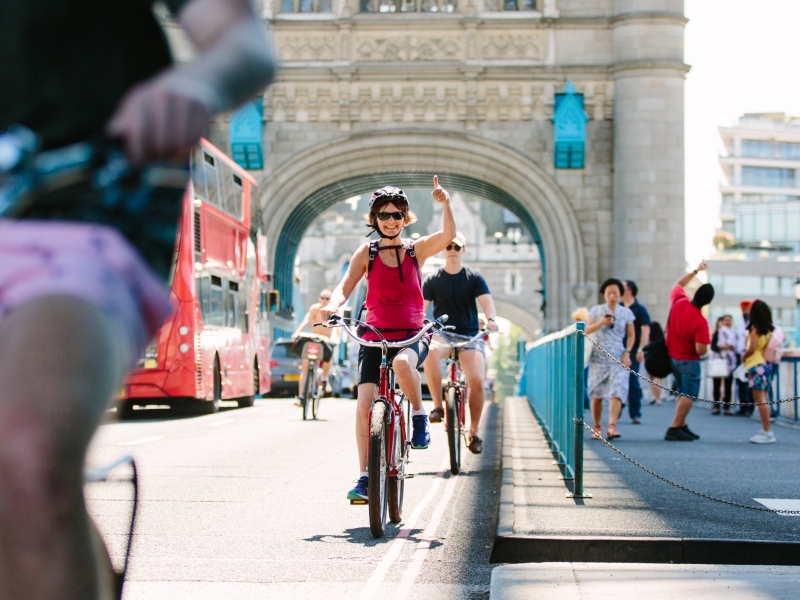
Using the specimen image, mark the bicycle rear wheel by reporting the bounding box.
[302,367,315,421]
[388,415,405,523]
[312,370,322,419]
[446,386,462,475]
[368,401,389,538]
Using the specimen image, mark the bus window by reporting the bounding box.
[226,281,239,328]
[232,173,244,220]
[239,287,249,334]
[203,152,220,208]
[192,152,208,202]
[222,163,236,217]
[208,275,224,326]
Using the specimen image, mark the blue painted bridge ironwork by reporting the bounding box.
[523,322,589,498]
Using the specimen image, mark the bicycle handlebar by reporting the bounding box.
[314,314,448,349]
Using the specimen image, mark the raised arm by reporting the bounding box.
[414,176,457,264]
[108,0,276,164]
[674,260,708,290]
[320,244,369,321]
[291,308,312,340]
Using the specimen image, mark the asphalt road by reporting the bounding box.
[86,397,501,600]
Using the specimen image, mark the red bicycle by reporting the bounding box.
[320,314,448,538]
[435,330,488,475]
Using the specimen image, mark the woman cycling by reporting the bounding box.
[321,176,456,501]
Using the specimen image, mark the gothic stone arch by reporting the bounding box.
[257,130,586,331]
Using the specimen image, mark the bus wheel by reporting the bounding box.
[198,358,222,415]
[237,360,258,408]
[115,400,136,419]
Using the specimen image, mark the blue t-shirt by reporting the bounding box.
[422,267,490,336]
[623,299,652,352]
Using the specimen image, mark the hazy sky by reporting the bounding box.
[684,0,800,265]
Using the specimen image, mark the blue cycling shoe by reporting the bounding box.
[411,415,431,449]
[347,476,368,501]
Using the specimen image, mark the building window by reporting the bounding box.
[504,269,522,295]
[735,202,800,247]
[282,0,332,12]
[741,140,800,160]
[484,0,536,9]
[741,166,797,188]
[361,0,457,12]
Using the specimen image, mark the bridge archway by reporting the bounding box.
[258,131,585,331]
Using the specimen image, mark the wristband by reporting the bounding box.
[487,317,496,322]
[623,350,631,354]
[693,269,698,275]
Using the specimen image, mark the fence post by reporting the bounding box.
[567,322,591,499]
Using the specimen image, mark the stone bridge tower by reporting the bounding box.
[203,0,688,331]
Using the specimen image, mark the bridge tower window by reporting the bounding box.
[281,0,332,12]
[484,0,536,10]
[361,0,458,12]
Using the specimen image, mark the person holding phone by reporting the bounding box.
[585,278,636,440]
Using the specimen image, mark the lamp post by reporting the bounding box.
[794,276,800,347]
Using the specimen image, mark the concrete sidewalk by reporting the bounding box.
[490,563,800,599]
[491,396,800,564]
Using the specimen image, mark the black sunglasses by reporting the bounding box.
[445,243,463,251]
[377,211,405,222]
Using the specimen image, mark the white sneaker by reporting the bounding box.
[750,430,776,444]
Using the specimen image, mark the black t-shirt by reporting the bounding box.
[422,267,491,336]
[0,0,190,279]
[0,0,188,149]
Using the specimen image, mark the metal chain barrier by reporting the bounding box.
[580,421,800,515]
[580,331,798,408]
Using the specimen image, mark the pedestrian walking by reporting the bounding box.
[622,280,651,424]
[710,315,736,415]
[648,321,665,405]
[664,261,713,442]
[585,279,636,440]
[734,301,755,416]
[743,300,777,444]
[572,307,591,410]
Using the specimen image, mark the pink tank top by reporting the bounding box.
[364,240,424,341]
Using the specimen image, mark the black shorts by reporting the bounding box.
[358,335,430,386]
[292,335,334,363]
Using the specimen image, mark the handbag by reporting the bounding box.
[707,356,730,378]
[732,363,748,383]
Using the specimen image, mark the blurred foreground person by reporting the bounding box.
[0,1,275,598]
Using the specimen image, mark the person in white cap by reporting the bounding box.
[422,232,498,454]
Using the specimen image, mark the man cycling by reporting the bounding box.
[0,1,275,598]
[422,232,499,454]
[292,288,338,399]
[320,177,456,501]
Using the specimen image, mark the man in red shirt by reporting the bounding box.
[665,261,713,441]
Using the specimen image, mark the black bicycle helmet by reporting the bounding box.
[368,186,408,211]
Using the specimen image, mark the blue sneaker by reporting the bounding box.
[411,415,431,449]
[347,476,368,501]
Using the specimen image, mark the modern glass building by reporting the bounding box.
[710,113,800,340]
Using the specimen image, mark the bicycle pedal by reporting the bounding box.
[350,499,368,505]
[397,474,415,480]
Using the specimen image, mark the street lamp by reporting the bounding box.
[794,275,800,347]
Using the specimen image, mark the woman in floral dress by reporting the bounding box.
[585,278,636,440]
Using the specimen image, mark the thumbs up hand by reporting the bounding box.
[431,175,450,204]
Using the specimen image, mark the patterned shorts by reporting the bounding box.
[747,363,773,391]
[0,220,172,358]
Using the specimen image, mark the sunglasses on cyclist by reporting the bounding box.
[376,211,405,222]
[445,243,463,251]
[319,296,331,301]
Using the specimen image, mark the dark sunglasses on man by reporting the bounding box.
[445,243,463,251]
[376,211,405,222]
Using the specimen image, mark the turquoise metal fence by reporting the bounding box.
[523,321,589,498]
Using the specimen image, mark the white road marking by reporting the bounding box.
[119,436,164,446]
[209,419,236,427]
[393,470,460,599]
[358,454,450,600]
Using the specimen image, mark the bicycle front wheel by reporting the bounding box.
[302,367,315,421]
[446,386,462,475]
[312,371,322,419]
[388,415,404,523]
[368,401,389,538]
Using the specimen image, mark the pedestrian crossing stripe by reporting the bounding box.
[754,499,800,514]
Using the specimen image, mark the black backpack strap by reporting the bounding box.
[367,239,380,277]
[404,239,421,286]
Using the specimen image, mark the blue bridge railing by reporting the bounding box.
[523,322,588,497]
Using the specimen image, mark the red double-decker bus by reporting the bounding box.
[118,139,272,414]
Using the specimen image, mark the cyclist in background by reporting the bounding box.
[292,288,338,398]
[422,232,499,455]
[0,1,275,598]
[320,177,456,501]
